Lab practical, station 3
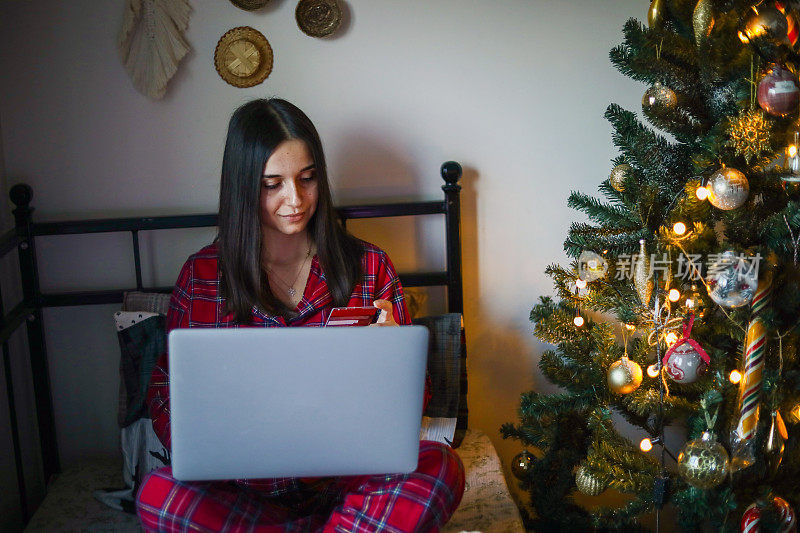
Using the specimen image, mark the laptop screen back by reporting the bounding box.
[168,326,429,481]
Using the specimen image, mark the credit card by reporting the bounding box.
[325,306,381,327]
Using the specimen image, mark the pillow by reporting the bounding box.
[123,290,171,315]
[96,299,172,514]
[412,313,468,448]
[114,311,165,427]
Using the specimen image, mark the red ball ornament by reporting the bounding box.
[758,64,800,116]
[741,496,797,533]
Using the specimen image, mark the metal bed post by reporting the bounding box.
[440,162,463,314]
[10,184,60,484]
[1,289,28,522]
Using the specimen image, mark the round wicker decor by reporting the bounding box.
[296,0,342,38]
[229,0,270,10]
[214,27,273,88]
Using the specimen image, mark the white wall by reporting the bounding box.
[0,0,646,522]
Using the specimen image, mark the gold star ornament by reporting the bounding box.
[727,108,773,163]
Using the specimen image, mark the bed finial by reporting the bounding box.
[10,184,33,225]
[440,161,462,192]
[10,183,32,207]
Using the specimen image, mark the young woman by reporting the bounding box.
[135,98,465,532]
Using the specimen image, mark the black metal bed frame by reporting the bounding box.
[1,161,463,524]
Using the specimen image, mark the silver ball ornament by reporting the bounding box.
[511,450,535,480]
[575,466,606,496]
[706,167,749,210]
[609,164,630,192]
[707,250,757,309]
[607,357,643,394]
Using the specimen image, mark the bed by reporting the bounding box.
[3,161,524,532]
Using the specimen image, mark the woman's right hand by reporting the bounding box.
[371,299,398,327]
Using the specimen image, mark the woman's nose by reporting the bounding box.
[284,181,301,206]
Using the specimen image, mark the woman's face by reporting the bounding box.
[259,139,319,239]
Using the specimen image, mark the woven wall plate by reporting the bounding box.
[229,0,270,10]
[296,0,342,37]
[214,26,273,88]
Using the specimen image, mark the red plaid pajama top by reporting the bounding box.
[138,241,464,532]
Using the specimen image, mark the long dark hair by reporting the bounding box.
[217,98,363,321]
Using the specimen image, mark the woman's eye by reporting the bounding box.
[263,182,280,190]
[301,173,316,183]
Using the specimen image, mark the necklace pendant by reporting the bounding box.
[287,287,296,297]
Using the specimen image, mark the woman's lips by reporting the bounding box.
[281,212,304,222]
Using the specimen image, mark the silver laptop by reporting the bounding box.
[168,326,429,481]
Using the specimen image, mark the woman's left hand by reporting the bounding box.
[371,299,398,327]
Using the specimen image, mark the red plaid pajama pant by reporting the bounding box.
[136,440,464,532]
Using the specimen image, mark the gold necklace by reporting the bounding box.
[266,242,312,299]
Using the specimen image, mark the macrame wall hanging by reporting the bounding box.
[118,0,191,100]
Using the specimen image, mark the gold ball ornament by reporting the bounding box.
[575,466,607,496]
[578,250,608,281]
[607,357,643,394]
[677,431,729,489]
[744,5,789,44]
[609,164,630,192]
[706,167,749,210]
[642,82,678,116]
[511,450,535,480]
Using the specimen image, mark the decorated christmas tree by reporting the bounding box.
[502,1,800,531]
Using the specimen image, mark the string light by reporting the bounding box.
[729,370,742,384]
[665,332,679,346]
[575,278,587,289]
[640,438,653,452]
[685,297,695,309]
[668,289,681,302]
[574,315,585,327]
[696,186,709,200]
[673,222,687,235]
[625,323,636,331]
[647,364,661,378]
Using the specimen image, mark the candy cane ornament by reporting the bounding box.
[731,270,772,471]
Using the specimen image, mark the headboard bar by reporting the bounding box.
[10,184,61,492]
[441,162,463,314]
[132,231,143,290]
[29,202,450,237]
